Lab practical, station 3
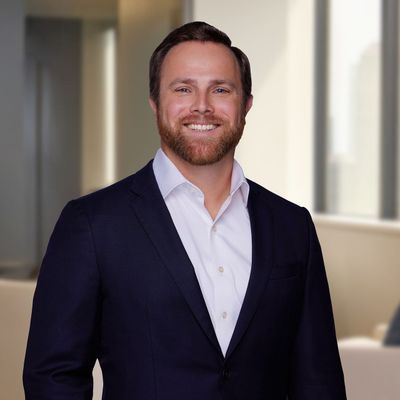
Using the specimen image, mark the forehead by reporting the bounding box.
[160,41,241,84]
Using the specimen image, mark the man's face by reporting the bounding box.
[150,41,252,166]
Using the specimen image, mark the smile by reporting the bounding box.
[186,124,218,131]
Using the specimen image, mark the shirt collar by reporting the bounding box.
[152,148,249,205]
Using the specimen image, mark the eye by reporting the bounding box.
[214,87,230,94]
[175,87,191,94]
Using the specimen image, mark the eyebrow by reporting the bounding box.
[168,78,238,90]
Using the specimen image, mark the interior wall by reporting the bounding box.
[116,0,183,178]
[0,0,30,268]
[81,20,116,194]
[26,0,117,20]
[194,0,314,207]
[194,0,289,197]
[285,0,314,208]
[26,18,82,258]
[81,21,105,194]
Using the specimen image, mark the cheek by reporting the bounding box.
[215,101,242,121]
[162,100,190,123]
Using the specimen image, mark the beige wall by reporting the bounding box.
[116,0,182,178]
[194,0,314,207]
[81,20,116,194]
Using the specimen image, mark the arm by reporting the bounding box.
[289,209,346,399]
[23,200,101,400]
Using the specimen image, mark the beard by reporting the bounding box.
[157,113,246,166]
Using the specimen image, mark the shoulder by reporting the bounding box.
[247,178,307,215]
[247,178,313,238]
[246,180,318,266]
[67,161,155,217]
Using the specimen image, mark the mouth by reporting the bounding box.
[184,123,220,132]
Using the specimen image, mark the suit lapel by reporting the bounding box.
[128,162,223,357]
[225,184,274,359]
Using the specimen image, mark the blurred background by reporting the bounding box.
[0,0,399,398]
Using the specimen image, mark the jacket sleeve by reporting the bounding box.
[289,209,347,399]
[23,200,101,400]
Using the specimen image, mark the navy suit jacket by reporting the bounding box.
[24,161,346,399]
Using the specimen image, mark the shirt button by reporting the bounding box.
[218,266,224,273]
[212,226,217,233]
[221,311,228,319]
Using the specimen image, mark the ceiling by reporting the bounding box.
[26,0,117,19]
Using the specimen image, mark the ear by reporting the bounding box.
[244,95,253,115]
[148,97,158,115]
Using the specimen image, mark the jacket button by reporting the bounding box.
[222,368,231,380]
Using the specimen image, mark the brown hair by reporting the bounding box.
[149,21,252,105]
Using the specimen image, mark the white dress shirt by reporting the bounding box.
[152,149,252,355]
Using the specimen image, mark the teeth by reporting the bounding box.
[187,124,216,131]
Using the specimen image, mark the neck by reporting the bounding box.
[162,146,234,220]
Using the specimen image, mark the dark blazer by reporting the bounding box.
[24,161,346,399]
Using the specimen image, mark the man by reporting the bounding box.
[24,21,347,399]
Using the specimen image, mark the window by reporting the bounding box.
[315,0,399,219]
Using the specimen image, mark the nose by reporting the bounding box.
[190,91,213,114]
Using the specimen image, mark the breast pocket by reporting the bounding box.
[269,262,301,280]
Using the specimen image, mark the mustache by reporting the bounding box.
[180,117,224,125]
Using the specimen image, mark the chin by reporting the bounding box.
[175,142,233,166]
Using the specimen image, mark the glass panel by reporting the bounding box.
[326,0,381,217]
